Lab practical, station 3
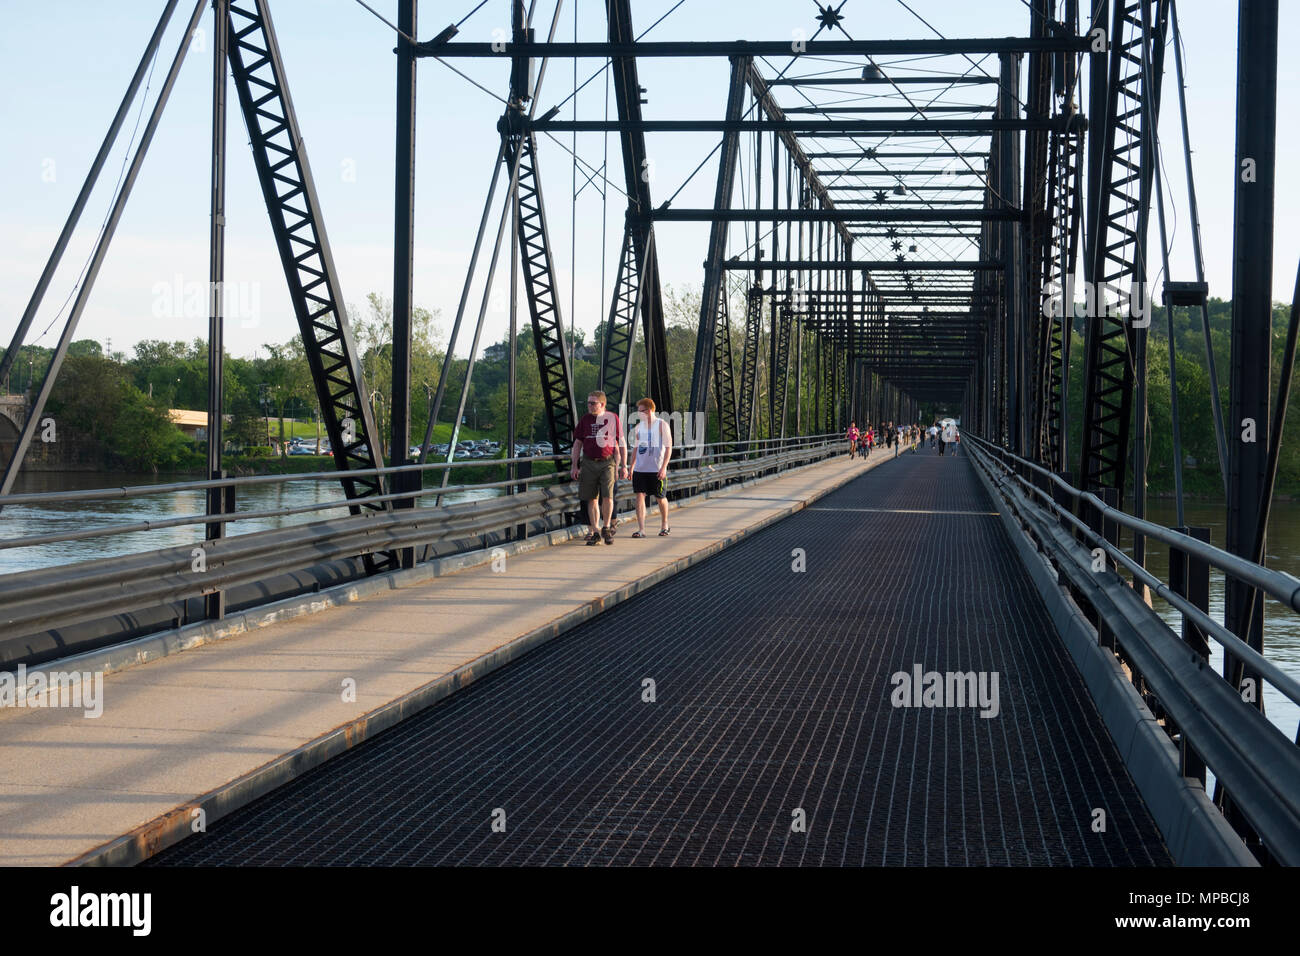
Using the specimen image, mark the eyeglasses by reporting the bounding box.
[587,400,602,406]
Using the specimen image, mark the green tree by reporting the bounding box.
[45,353,187,472]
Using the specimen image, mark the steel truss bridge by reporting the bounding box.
[2,0,1299,867]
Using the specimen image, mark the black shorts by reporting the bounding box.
[632,471,666,499]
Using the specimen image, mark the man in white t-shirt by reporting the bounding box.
[629,397,673,537]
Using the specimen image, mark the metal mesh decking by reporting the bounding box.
[149,453,1170,866]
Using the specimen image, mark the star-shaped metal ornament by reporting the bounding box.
[815,1,847,30]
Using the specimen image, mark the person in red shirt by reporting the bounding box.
[846,422,860,459]
[570,390,628,545]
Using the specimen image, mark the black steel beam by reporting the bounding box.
[607,0,671,412]
[391,0,417,567]
[782,105,994,114]
[722,260,999,270]
[808,151,990,159]
[416,38,1095,58]
[1077,0,1168,494]
[654,209,1024,222]
[688,54,749,430]
[743,61,855,249]
[599,223,641,407]
[768,76,1001,86]
[1224,0,1278,704]
[532,118,1082,134]
[225,0,389,517]
[738,286,762,442]
[205,0,230,617]
[505,126,578,452]
[816,169,988,177]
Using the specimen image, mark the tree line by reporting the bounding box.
[3,292,1294,495]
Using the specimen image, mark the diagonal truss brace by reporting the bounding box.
[1078,0,1169,493]
[503,122,578,452]
[227,0,388,513]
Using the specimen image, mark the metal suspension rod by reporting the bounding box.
[438,175,519,495]
[1150,92,1185,528]
[0,0,185,391]
[420,140,507,463]
[1170,0,1229,496]
[0,0,210,501]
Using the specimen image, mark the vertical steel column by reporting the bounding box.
[1224,0,1277,705]
[1023,0,1052,459]
[998,52,1023,453]
[608,0,672,411]
[205,0,230,620]
[391,0,417,568]
[688,55,750,422]
[509,166,519,501]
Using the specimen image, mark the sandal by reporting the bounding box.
[631,531,644,538]
[659,527,671,536]
[602,527,614,545]
[585,531,601,546]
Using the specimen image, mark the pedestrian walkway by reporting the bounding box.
[148,452,1169,866]
[0,446,890,865]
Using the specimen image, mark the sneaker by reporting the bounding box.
[602,527,614,545]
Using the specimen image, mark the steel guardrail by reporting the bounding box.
[964,433,1300,864]
[0,437,841,639]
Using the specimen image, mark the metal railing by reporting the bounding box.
[965,432,1300,865]
[0,433,843,655]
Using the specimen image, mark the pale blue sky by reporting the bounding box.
[2,0,1297,361]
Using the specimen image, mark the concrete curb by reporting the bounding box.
[69,447,895,866]
[967,452,1256,867]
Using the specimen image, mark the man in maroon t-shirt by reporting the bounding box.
[570,390,628,545]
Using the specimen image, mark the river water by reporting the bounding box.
[1,473,1296,745]
[0,471,500,577]
[1138,499,1300,746]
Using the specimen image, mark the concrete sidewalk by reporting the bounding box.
[0,446,906,866]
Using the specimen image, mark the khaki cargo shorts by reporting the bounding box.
[579,455,617,501]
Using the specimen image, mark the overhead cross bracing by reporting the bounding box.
[412,2,1091,433]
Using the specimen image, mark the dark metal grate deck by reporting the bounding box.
[149,454,1170,866]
